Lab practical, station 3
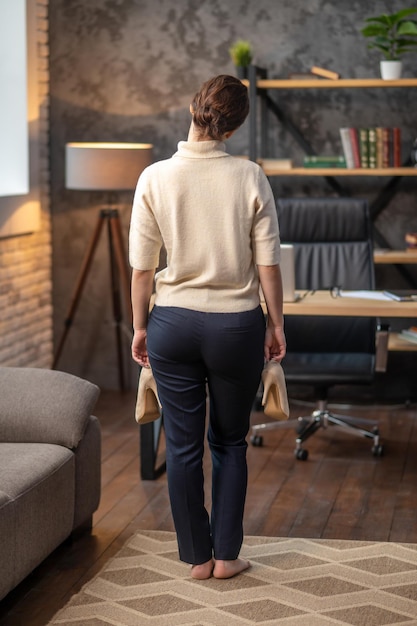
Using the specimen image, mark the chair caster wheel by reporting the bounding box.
[372,444,384,457]
[250,435,263,447]
[295,448,308,461]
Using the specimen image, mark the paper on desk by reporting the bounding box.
[339,290,392,301]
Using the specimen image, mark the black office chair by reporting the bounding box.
[251,197,386,460]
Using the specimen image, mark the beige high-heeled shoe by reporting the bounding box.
[135,366,162,424]
[261,360,289,420]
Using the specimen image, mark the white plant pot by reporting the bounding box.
[380,60,402,80]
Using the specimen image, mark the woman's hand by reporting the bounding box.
[131,328,150,368]
[264,324,286,362]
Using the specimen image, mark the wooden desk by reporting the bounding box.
[279,291,417,353]
[142,290,416,480]
[281,290,417,318]
[374,249,417,264]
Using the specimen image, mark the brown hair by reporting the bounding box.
[191,74,249,140]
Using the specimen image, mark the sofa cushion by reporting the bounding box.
[0,442,75,600]
[0,367,100,448]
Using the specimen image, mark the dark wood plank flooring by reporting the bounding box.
[1,390,416,625]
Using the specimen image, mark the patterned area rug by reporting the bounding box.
[49,530,417,625]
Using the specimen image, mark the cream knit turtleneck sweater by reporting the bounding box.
[129,140,280,313]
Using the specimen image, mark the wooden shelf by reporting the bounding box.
[389,332,417,351]
[374,250,417,264]
[260,162,417,177]
[247,78,417,89]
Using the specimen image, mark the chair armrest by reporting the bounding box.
[375,323,390,373]
[0,367,100,449]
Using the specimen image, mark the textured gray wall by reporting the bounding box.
[49,0,417,389]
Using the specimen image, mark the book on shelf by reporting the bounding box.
[368,128,377,168]
[359,128,369,168]
[393,127,401,167]
[303,155,346,168]
[376,128,384,168]
[399,328,417,344]
[338,126,402,169]
[339,128,355,168]
[258,158,293,170]
[383,289,417,302]
[348,128,361,168]
[310,65,340,80]
[382,127,391,167]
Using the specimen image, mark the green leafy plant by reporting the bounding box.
[361,8,417,60]
[229,39,253,67]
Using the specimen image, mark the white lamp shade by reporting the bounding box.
[65,142,153,190]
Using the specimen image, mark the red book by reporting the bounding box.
[393,127,401,167]
[349,128,361,168]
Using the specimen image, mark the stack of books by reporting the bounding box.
[339,127,401,169]
[399,327,417,344]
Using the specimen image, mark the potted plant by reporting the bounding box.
[361,8,417,79]
[229,39,253,79]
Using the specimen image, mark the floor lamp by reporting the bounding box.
[53,142,153,390]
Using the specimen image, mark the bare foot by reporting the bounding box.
[213,558,250,579]
[191,559,214,580]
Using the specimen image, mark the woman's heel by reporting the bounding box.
[261,361,289,420]
[135,366,162,424]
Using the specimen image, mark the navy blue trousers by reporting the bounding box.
[147,305,265,564]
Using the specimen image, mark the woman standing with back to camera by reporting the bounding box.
[130,74,286,580]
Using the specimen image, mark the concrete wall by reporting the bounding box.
[49,0,417,390]
[0,0,52,368]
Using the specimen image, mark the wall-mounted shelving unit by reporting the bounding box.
[246,66,417,287]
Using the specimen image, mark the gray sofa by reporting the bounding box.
[0,366,101,601]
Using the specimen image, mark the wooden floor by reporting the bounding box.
[1,389,416,625]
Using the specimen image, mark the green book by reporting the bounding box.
[368,128,377,168]
[359,129,369,168]
[303,155,346,168]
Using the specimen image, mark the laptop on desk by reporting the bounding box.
[259,243,299,303]
[280,244,299,302]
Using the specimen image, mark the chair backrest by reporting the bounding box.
[277,197,376,354]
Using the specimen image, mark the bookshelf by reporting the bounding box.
[247,67,417,287]
[246,73,417,176]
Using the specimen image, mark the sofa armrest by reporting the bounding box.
[0,367,100,449]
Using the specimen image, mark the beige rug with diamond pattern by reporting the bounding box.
[48,530,417,625]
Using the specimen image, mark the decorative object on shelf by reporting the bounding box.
[405,231,417,249]
[310,65,340,80]
[360,8,417,79]
[229,39,253,79]
[380,60,403,80]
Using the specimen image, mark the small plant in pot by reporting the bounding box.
[361,8,417,79]
[229,39,253,79]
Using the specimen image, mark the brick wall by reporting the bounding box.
[0,0,52,368]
